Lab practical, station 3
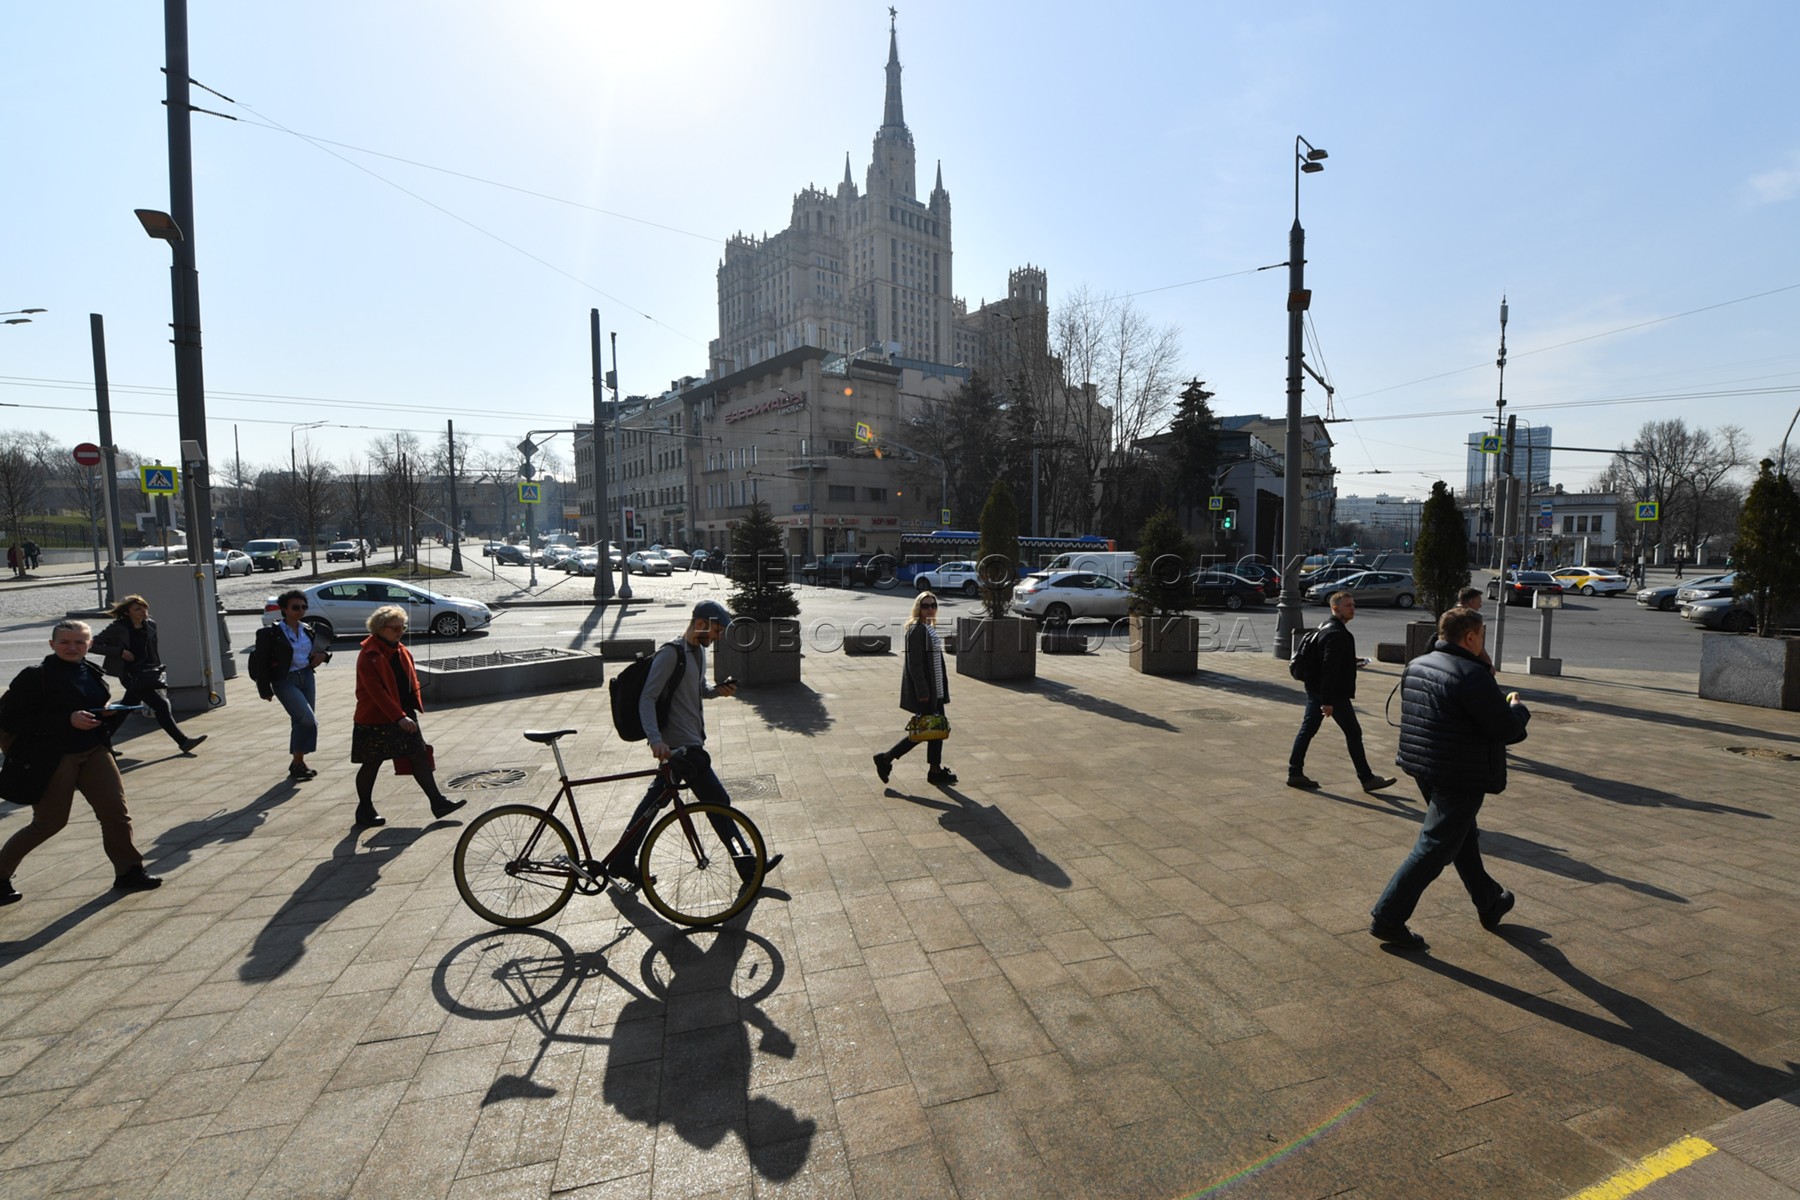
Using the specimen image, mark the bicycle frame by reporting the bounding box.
[535,739,721,878]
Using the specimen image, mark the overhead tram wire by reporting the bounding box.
[1334,383,1800,424]
[0,374,578,425]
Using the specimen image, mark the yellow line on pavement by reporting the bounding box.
[1567,1135,1718,1199]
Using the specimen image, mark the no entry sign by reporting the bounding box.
[72,442,103,467]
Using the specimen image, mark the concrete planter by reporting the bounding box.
[954,616,1037,681]
[844,634,891,656]
[1129,613,1200,676]
[713,618,802,687]
[415,647,603,703]
[1698,633,1800,711]
[1404,620,1439,662]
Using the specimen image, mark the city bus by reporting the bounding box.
[895,531,1116,581]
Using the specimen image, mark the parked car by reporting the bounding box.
[213,549,254,577]
[559,548,605,576]
[624,550,674,576]
[1308,569,1417,608]
[1637,573,1727,612]
[1295,563,1367,591]
[123,546,188,564]
[1011,571,1130,623]
[325,540,369,563]
[1227,560,1284,598]
[1042,550,1137,583]
[244,538,303,571]
[801,553,873,586]
[1550,566,1630,597]
[1675,572,1738,605]
[1679,596,1758,632]
[487,543,529,566]
[261,578,492,640]
[913,560,981,597]
[650,545,693,570]
[536,545,578,568]
[1486,571,1564,607]
[1186,569,1267,611]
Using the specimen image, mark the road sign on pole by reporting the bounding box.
[1208,496,1223,511]
[1635,501,1659,522]
[1480,434,1501,454]
[140,465,177,494]
[73,442,103,467]
[518,482,541,504]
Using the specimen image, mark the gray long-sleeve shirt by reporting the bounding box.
[638,640,717,748]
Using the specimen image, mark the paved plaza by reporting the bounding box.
[1,599,1798,1198]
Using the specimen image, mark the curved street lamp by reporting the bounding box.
[3,307,47,326]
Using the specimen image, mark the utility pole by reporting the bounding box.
[612,332,632,601]
[591,310,614,601]
[447,419,463,571]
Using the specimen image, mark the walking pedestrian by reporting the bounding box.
[5,544,19,578]
[90,595,208,755]
[599,599,781,886]
[22,539,40,570]
[348,606,464,828]
[1368,606,1530,951]
[0,620,163,905]
[873,591,956,786]
[249,589,332,780]
[1287,591,1397,793]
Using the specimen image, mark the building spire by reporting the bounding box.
[845,152,854,186]
[882,7,905,132]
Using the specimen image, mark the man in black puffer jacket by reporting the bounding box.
[1369,606,1529,951]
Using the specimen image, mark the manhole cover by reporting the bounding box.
[445,768,532,791]
[1723,746,1800,763]
[720,775,782,800]
[1177,708,1245,723]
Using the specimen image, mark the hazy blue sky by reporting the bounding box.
[8,1,1799,502]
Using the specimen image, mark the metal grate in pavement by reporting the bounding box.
[1723,745,1800,763]
[719,774,782,800]
[1177,708,1246,723]
[427,649,569,671]
[445,767,534,791]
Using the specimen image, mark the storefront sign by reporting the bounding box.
[723,392,807,424]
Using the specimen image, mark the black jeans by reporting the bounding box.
[122,679,188,747]
[607,746,735,869]
[885,701,944,768]
[1371,782,1502,925]
[1289,694,1374,779]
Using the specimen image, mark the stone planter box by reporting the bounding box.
[416,647,603,703]
[844,634,891,656]
[1375,643,1406,664]
[1698,633,1800,711]
[954,616,1037,681]
[713,618,802,687]
[1129,613,1199,676]
[1404,620,1439,662]
[600,638,655,661]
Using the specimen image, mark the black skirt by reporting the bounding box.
[351,720,424,764]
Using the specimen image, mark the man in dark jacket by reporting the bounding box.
[1369,606,1530,951]
[1288,592,1397,793]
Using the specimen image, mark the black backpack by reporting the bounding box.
[608,641,686,742]
[1288,626,1328,684]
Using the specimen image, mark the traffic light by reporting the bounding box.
[1222,509,1237,531]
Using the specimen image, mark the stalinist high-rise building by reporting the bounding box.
[709,16,959,374]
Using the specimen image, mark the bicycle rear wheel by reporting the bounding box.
[638,802,767,927]
[454,804,579,927]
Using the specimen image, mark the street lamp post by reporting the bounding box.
[1275,135,1327,660]
[2,308,46,326]
[611,333,632,601]
[590,310,614,601]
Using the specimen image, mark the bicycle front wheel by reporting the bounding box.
[639,803,767,927]
[454,804,579,927]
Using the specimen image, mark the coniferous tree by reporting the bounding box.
[726,500,799,621]
[975,479,1021,619]
[1413,481,1471,616]
[1732,460,1800,637]
[1129,507,1196,616]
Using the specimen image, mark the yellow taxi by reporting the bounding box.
[1549,566,1631,597]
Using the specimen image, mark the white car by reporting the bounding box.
[913,560,981,597]
[123,546,188,564]
[650,545,693,570]
[1549,567,1631,597]
[261,578,492,640]
[624,550,673,576]
[213,549,254,577]
[1010,570,1131,623]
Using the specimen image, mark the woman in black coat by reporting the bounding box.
[90,594,207,755]
[872,591,956,786]
[0,619,162,905]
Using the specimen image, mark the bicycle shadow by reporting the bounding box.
[239,825,425,981]
[1411,926,1800,1109]
[889,785,1071,888]
[430,909,816,1181]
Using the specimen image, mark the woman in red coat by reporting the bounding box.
[350,605,464,829]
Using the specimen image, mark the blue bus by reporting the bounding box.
[895,531,1115,581]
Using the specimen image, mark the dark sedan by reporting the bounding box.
[1186,569,1268,611]
[487,543,529,566]
[1487,570,1564,607]
[1637,573,1727,611]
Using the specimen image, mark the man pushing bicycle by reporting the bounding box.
[601,599,782,887]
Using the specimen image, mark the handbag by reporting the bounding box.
[394,743,435,776]
[906,713,950,742]
[0,748,56,807]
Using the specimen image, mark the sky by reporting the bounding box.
[7,1,1800,504]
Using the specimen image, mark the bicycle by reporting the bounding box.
[452,729,768,928]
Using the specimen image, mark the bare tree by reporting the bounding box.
[338,455,376,564]
[1603,419,1752,561]
[0,431,55,573]
[369,433,428,563]
[281,437,337,577]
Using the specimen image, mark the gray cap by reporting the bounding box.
[692,599,734,626]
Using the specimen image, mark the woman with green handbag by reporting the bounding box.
[873,591,956,787]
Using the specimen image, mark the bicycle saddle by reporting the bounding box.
[522,729,577,743]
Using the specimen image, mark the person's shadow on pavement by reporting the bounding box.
[1412,926,1800,1109]
[888,785,1071,887]
[239,825,424,981]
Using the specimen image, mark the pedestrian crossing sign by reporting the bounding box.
[140,465,177,494]
[1208,496,1224,510]
[1635,501,1659,522]
[1480,435,1501,454]
[518,482,541,504]
[854,422,874,443]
